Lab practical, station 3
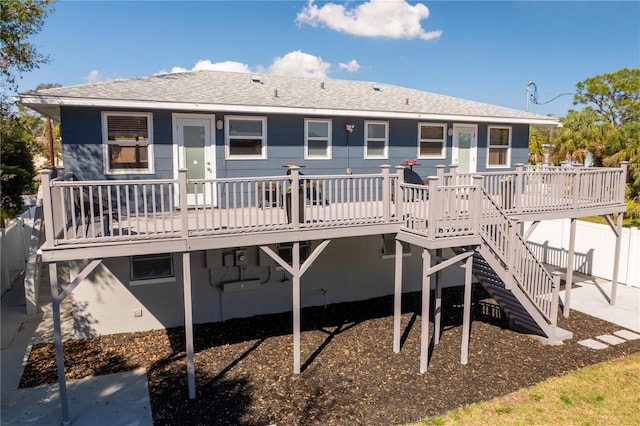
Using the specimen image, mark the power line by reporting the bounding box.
[526,81,573,111]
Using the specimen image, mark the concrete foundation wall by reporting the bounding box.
[69,235,468,337]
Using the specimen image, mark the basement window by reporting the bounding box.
[129,254,175,286]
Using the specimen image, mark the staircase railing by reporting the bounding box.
[479,188,558,322]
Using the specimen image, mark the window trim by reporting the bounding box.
[224,115,267,160]
[417,122,447,159]
[129,253,175,286]
[304,118,332,160]
[486,125,512,169]
[102,111,154,175]
[364,120,389,159]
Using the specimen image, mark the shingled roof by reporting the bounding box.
[17,70,558,125]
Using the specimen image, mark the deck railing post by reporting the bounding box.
[381,165,391,223]
[619,161,629,203]
[395,166,405,222]
[551,271,561,326]
[179,168,189,238]
[426,176,439,239]
[40,169,56,246]
[515,163,524,214]
[290,166,301,229]
[571,168,580,209]
[472,175,483,237]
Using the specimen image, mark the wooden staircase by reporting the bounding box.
[454,189,573,345]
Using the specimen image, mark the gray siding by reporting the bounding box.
[60,107,531,181]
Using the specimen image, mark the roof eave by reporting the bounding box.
[15,95,560,126]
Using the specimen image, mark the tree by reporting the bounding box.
[528,126,550,165]
[1,105,35,220]
[1,0,55,219]
[574,68,640,128]
[552,109,612,166]
[1,0,56,91]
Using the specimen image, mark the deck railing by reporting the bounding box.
[40,163,627,248]
[445,163,627,215]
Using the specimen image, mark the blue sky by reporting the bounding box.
[13,0,640,118]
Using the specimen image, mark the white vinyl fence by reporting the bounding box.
[525,219,640,288]
[1,204,37,294]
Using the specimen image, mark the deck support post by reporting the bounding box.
[433,248,442,345]
[292,242,301,374]
[49,262,71,425]
[419,249,432,374]
[611,213,623,305]
[393,239,404,353]
[182,252,196,399]
[563,218,577,317]
[461,254,473,365]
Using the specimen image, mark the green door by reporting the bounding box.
[177,117,215,206]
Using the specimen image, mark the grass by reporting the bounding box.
[414,352,640,425]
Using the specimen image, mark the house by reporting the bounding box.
[17,71,627,422]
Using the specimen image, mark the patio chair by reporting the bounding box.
[72,187,120,237]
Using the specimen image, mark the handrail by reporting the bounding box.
[479,187,557,321]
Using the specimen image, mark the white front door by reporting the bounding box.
[174,115,216,206]
[452,124,477,174]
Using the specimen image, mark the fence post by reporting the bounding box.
[40,169,56,246]
[472,175,484,237]
[395,166,405,222]
[515,163,524,214]
[179,169,189,238]
[381,165,391,223]
[449,164,458,184]
[436,165,446,180]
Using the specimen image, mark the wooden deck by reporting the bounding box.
[39,164,627,261]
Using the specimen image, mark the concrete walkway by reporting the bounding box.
[1,276,153,425]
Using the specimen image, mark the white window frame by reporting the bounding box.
[102,111,154,175]
[417,123,447,159]
[129,253,176,286]
[486,125,512,168]
[304,119,332,160]
[225,115,267,160]
[364,120,389,159]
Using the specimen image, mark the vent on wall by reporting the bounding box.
[250,75,263,84]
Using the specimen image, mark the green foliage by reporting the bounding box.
[528,126,550,164]
[1,0,56,91]
[1,106,36,220]
[574,68,640,127]
[552,109,612,166]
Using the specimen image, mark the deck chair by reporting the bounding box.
[73,187,120,237]
[285,169,329,206]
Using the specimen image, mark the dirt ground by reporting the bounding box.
[20,285,640,425]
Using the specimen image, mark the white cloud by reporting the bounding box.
[162,51,359,79]
[296,0,442,41]
[266,51,332,78]
[339,59,360,73]
[84,70,110,83]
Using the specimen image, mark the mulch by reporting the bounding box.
[20,285,640,425]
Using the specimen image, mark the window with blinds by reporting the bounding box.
[102,112,153,174]
[418,123,446,159]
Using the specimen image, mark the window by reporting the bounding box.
[130,254,175,285]
[418,123,446,159]
[487,126,511,168]
[365,121,388,159]
[102,112,153,174]
[304,119,332,159]
[277,241,311,265]
[225,116,267,159]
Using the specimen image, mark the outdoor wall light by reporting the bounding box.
[346,124,355,133]
[448,127,453,136]
[216,120,223,130]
